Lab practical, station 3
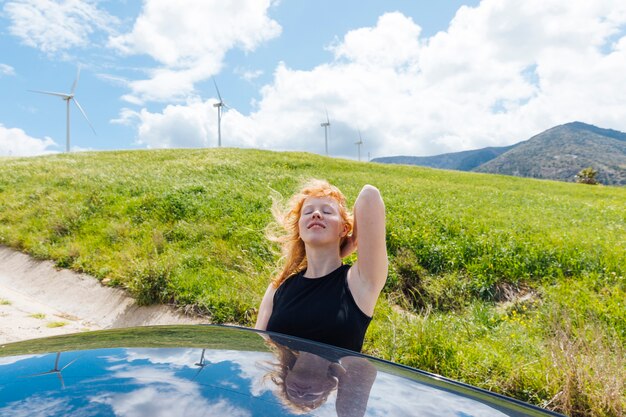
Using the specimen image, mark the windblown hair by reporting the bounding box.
[267,179,353,288]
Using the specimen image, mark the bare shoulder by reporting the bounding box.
[255,283,277,330]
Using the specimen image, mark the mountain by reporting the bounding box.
[373,122,626,185]
[372,144,517,171]
[474,122,626,185]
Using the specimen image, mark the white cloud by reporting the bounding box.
[91,366,251,417]
[113,100,215,148]
[0,124,58,156]
[329,12,422,69]
[235,67,264,82]
[0,354,45,365]
[0,63,15,76]
[124,0,626,159]
[3,0,119,54]
[0,395,70,417]
[116,348,273,397]
[366,372,510,417]
[109,0,281,104]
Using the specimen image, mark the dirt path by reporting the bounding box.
[0,246,205,345]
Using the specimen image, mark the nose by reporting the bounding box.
[311,209,322,219]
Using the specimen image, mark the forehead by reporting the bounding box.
[302,196,340,208]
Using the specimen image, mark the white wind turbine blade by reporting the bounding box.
[29,89,70,99]
[325,108,331,152]
[21,369,57,378]
[212,77,223,103]
[60,356,80,371]
[73,98,97,135]
[70,67,81,95]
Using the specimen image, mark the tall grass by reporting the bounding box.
[1,148,624,416]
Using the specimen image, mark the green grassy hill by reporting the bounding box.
[1,149,624,416]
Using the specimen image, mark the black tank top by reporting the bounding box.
[266,264,372,352]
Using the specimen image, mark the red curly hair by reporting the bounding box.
[267,179,353,288]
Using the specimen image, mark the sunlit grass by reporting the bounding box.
[29,313,46,319]
[46,321,68,328]
[0,148,624,416]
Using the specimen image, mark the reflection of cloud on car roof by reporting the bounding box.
[0,354,46,366]
[368,373,510,417]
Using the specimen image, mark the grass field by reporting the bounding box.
[0,149,624,416]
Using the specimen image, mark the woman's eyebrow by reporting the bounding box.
[303,203,334,209]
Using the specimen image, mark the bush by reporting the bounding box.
[575,167,599,185]
[127,259,173,305]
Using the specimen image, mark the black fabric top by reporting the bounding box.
[269,334,346,363]
[266,264,372,352]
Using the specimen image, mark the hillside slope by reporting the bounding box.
[372,144,516,171]
[474,122,626,185]
[374,121,626,185]
[0,149,624,416]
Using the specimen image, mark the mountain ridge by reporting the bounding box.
[373,122,626,185]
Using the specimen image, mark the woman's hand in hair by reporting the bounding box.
[340,232,357,258]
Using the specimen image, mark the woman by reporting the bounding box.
[255,179,388,352]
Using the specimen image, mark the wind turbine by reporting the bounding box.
[320,108,331,156]
[19,352,79,389]
[355,129,364,161]
[193,348,207,380]
[30,67,96,153]
[213,78,229,147]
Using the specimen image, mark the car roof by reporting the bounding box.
[0,324,563,417]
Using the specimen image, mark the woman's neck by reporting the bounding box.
[303,246,342,278]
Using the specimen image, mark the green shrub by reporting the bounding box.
[127,258,173,305]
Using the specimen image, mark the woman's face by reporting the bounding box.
[284,357,337,408]
[298,197,347,247]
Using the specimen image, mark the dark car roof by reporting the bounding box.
[0,325,563,416]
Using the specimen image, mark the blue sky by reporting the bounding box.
[1,0,626,159]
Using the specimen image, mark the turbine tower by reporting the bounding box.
[30,67,95,153]
[320,109,330,156]
[355,130,364,161]
[213,78,229,147]
[193,348,207,380]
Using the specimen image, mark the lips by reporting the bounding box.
[307,222,325,229]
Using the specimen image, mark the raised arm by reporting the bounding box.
[347,185,388,316]
[335,356,377,417]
